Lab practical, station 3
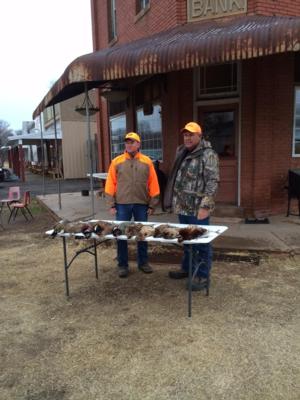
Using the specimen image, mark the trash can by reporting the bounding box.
[286,169,300,216]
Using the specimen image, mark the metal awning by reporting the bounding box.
[7,131,62,146]
[33,15,300,118]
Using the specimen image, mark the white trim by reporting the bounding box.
[292,86,300,157]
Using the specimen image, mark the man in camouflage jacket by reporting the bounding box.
[164,122,219,290]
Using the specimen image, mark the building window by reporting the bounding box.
[136,0,150,14]
[196,62,239,99]
[110,112,126,159]
[108,0,117,43]
[43,104,60,126]
[136,103,163,161]
[293,87,300,157]
[202,111,235,157]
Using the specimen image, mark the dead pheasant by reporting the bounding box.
[177,226,207,242]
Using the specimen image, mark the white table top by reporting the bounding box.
[87,173,108,180]
[46,220,228,245]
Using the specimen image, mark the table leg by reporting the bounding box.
[62,237,70,296]
[94,239,99,279]
[188,244,192,318]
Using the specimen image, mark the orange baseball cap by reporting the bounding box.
[181,122,202,135]
[124,132,141,142]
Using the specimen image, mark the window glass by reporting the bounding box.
[136,0,149,14]
[202,111,235,157]
[136,103,163,161]
[196,63,238,98]
[293,87,300,156]
[108,0,117,42]
[110,113,126,159]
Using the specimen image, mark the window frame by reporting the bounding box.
[195,62,240,100]
[136,0,150,13]
[107,0,117,44]
[135,0,150,21]
[135,102,163,162]
[292,86,300,157]
[109,111,127,160]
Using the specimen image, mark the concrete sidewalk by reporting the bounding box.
[38,191,300,255]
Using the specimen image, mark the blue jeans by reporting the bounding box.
[178,214,212,279]
[116,204,148,268]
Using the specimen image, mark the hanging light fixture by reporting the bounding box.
[75,92,99,116]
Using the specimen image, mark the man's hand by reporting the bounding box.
[197,208,210,220]
[147,207,154,216]
[109,207,117,216]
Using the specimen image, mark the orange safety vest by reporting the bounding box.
[105,152,160,208]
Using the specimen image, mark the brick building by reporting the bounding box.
[33,0,300,217]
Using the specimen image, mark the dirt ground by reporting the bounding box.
[0,203,300,400]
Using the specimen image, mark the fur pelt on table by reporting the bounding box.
[50,220,207,242]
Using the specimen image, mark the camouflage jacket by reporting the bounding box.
[166,139,219,216]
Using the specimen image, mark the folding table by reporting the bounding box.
[46,221,227,317]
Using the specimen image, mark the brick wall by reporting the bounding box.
[241,53,299,216]
[91,0,300,50]
[247,0,300,16]
[160,69,194,174]
[92,0,187,50]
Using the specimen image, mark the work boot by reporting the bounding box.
[118,267,129,278]
[139,263,153,273]
[168,270,188,279]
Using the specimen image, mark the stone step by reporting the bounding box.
[213,203,244,218]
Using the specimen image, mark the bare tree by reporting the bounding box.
[0,120,14,147]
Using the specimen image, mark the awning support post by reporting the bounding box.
[39,114,46,196]
[85,83,95,217]
[52,105,62,210]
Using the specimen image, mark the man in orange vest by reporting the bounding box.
[105,132,160,278]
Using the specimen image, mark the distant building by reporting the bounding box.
[42,91,98,179]
[9,92,98,180]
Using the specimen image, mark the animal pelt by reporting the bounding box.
[136,225,155,241]
[153,224,180,240]
[64,222,94,238]
[177,226,207,242]
[93,221,114,236]
[112,222,143,237]
[50,219,70,237]
[112,222,127,237]
[125,223,143,238]
[80,222,95,238]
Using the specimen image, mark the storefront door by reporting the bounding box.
[198,105,238,204]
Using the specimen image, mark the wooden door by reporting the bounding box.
[198,104,238,204]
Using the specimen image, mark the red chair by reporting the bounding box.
[0,186,20,207]
[0,186,21,223]
[8,191,33,223]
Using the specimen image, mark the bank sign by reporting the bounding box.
[188,0,247,21]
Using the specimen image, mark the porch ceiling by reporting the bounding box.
[33,15,300,119]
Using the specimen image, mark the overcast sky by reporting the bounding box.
[0,0,93,131]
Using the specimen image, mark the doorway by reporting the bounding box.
[198,104,238,204]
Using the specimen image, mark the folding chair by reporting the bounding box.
[0,186,21,223]
[8,191,34,223]
[0,186,20,208]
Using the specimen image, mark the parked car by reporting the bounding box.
[0,168,19,182]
